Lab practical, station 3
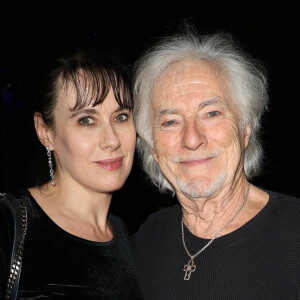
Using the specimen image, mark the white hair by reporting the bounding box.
[133,28,268,194]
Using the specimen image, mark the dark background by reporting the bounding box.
[0,1,299,234]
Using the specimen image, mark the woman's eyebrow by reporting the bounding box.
[70,106,128,118]
[115,106,128,112]
[71,108,97,118]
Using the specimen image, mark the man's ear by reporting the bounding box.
[34,112,54,149]
[244,123,251,148]
[149,147,159,164]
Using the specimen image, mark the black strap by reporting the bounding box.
[1,193,31,300]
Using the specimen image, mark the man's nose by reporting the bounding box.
[181,119,207,150]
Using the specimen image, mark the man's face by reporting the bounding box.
[151,60,250,199]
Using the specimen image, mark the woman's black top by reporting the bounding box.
[0,190,141,299]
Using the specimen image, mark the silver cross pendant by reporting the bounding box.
[183,258,196,280]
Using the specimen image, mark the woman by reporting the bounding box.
[0,49,141,299]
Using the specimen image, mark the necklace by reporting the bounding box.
[181,182,250,280]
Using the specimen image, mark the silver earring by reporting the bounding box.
[46,146,56,186]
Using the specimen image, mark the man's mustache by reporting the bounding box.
[171,150,223,163]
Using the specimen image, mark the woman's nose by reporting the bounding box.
[99,124,121,151]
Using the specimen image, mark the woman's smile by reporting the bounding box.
[95,157,124,170]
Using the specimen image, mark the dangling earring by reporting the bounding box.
[46,146,56,186]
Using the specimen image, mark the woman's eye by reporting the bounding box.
[78,116,94,126]
[115,113,129,122]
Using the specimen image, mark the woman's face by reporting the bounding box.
[48,84,136,194]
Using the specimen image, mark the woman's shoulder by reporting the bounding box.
[140,204,179,228]
[0,189,31,214]
[109,213,125,228]
[130,204,180,241]
[109,213,131,240]
[0,189,32,231]
[0,189,31,201]
[0,192,14,224]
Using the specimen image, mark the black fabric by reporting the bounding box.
[0,192,32,300]
[1,190,141,299]
[0,194,14,298]
[130,190,300,299]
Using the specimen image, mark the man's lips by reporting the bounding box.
[95,157,123,170]
[179,157,213,166]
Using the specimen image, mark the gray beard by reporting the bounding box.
[176,171,227,198]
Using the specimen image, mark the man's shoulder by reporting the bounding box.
[268,189,300,208]
[267,189,300,221]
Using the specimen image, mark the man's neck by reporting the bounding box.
[179,179,250,238]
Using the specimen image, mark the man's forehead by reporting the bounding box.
[157,59,219,85]
[152,60,230,104]
[155,97,229,114]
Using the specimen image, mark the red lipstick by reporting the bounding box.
[95,157,123,170]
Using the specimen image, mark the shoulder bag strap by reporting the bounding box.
[1,193,31,300]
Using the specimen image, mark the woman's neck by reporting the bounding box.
[28,181,113,242]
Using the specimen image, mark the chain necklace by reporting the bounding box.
[181,182,250,280]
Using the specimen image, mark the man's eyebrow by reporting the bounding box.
[71,108,97,118]
[158,108,179,115]
[157,98,226,116]
[198,98,224,109]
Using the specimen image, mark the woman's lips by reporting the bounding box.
[95,157,123,170]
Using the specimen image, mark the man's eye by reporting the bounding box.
[79,116,94,126]
[115,113,128,122]
[162,120,176,127]
[207,111,220,117]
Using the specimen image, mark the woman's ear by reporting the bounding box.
[34,112,54,149]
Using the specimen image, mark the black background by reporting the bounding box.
[0,1,299,234]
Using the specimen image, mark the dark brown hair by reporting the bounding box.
[36,48,133,128]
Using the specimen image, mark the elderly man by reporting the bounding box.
[130,29,300,299]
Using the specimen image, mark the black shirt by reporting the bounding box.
[1,190,141,299]
[131,190,300,299]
